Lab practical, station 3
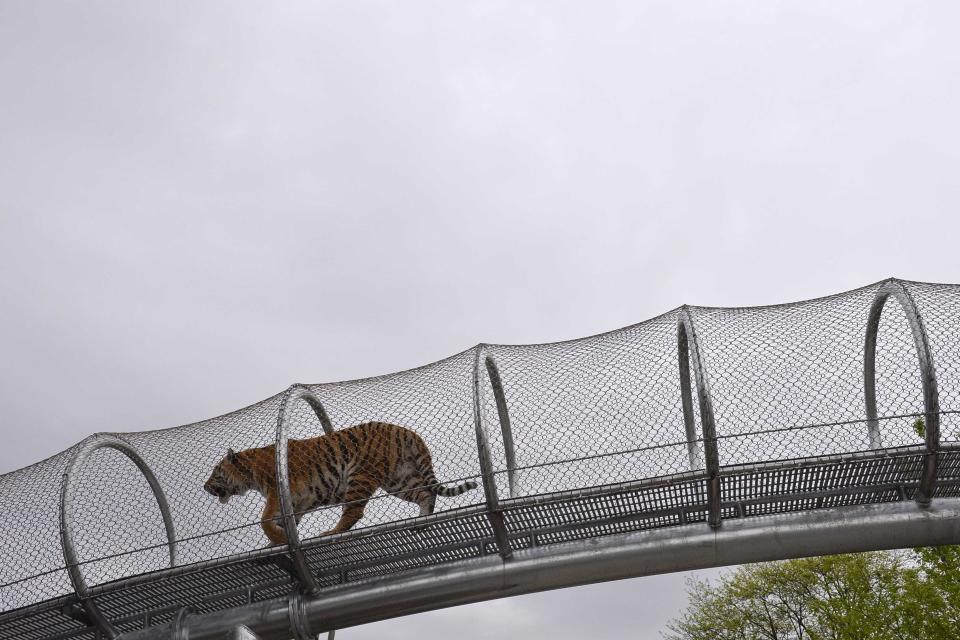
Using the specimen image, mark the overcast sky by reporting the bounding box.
[2,1,960,638]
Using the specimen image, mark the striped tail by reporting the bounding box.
[430,478,478,497]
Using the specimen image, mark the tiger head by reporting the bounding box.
[204,448,254,504]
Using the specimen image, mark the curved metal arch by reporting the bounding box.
[59,433,177,639]
[484,356,519,498]
[275,384,335,595]
[864,279,941,505]
[677,307,722,528]
[472,346,513,559]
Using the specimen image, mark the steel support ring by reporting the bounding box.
[59,433,177,639]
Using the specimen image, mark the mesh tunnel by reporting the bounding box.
[1,278,959,640]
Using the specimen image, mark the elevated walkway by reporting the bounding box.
[2,278,959,639]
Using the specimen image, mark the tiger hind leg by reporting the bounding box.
[417,491,436,518]
[321,473,378,537]
[404,490,435,533]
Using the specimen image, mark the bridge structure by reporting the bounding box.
[2,278,960,640]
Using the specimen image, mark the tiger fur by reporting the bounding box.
[203,421,477,544]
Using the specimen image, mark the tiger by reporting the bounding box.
[203,421,477,544]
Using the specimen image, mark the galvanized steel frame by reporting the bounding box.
[863,279,941,505]
[18,442,957,640]
[59,434,177,639]
[119,498,960,640]
[677,307,721,528]
[37,442,943,623]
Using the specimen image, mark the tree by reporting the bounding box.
[665,546,960,640]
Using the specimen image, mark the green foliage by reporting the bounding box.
[914,417,926,439]
[665,546,960,640]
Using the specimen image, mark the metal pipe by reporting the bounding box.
[120,499,960,640]
[274,385,329,594]
[677,307,721,528]
[863,279,941,504]
[472,346,513,559]
[59,434,178,639]
[484,356,519,497]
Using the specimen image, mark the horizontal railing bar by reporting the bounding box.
[730,483,909,508]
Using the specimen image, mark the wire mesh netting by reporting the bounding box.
[1,278,959,640]
[691,285,926,465]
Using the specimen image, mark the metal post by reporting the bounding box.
[473,347,513,559]
[677,328,700,472]
[678,308,722,528]
[59,434,178,639]
[275,384,330,595]
[484,356,519,498]
[863,279,941,505]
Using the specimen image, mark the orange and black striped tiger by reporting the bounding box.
[203,422,477,544]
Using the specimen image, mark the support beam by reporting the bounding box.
[864,279,941,505]
[120,499,960,640]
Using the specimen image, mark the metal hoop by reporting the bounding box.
[472,346,513,559]
[59,434,177,639]
[678,308,722,528]
[864,279,941,504]
[484,356,519,498]
[275,384,333,594]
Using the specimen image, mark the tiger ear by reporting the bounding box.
[227,448,238,463]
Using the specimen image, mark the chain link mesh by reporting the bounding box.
[692,284,926,466]
[1,278,958,638]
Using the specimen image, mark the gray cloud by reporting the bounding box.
[2,1,959,637]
